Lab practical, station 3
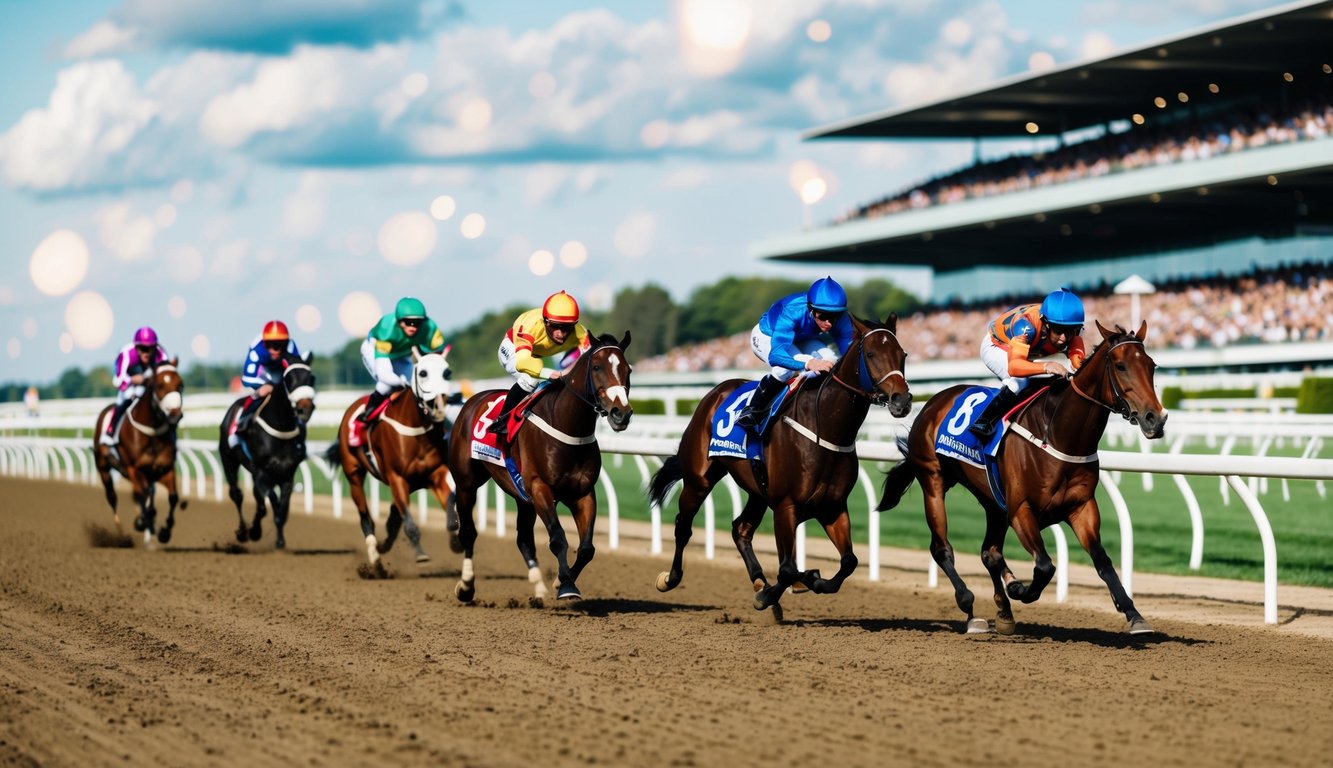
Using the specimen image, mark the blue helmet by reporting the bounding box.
[806,276,848,313]
[1040,287,1084,326]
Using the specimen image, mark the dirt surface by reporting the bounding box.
[3,476,1332,768]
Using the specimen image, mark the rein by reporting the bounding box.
[828,328,904,403]
[1068,336,1142,418]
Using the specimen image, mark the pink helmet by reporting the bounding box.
[133,326,158,346]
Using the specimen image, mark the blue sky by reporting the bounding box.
[0,0,1280,381]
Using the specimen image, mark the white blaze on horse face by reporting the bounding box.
[604,353,629,406]
[160,391,182,412]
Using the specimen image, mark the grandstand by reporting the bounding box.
[749,0,1333,311]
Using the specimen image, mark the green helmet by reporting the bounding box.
[395,297,426,320]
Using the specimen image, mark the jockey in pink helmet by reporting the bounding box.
[100,327,170,446]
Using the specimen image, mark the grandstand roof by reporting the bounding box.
[806,0,1333,140]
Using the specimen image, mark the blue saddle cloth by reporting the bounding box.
[707,381,797,460]
[934,386,1010,511]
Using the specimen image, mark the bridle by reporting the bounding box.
[1069,335,1142,420]
[559,343,624,417]
[828,327,905,407]
[281,361,316,406]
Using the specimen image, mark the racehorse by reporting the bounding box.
[92,359,186,545]
[649,314,911,615]
[325,351,455,567]
[447,331,633,602]
[219,352,317,549]
[877,321,1167,635]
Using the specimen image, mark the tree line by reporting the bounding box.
[2,276,919,401]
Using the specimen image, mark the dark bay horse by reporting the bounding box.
[649,314,911,615]
[447,332,633,602]
[877,321,1167,635]
[326,351,455,568]
[219,353,316,549]
[93,360,186,545]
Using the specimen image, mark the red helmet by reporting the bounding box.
[261,320,290,342]
[542,291,580,324]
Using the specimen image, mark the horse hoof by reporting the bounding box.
[965,617,992,635]
[455,582,475,603]
[655,572,675,592]
[752,590,769,611]
[957,590,975,615]
[556,583,582,600]
[790,582,810,595]
[275,538,286,551]
[133,517,146,532]
[235,528,249,543]
[156,528,172,545]
[1005,581,1026,601]
[995,616,1017,636]
[415,553,431,564]
[1128,618,1155,635]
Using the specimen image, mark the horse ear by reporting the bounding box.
[1135,320,1147,342]
[441,343,451,361]
[304,351,314,364]
[619,330,631,350]
[885,312,898,334]
[1095,319,1113,340]
[170,356,179,366]
[411,346,422,363]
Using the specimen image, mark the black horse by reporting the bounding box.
[219,353,317,549]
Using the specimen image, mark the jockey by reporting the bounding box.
[228,320,303,448]
[487,290,591,440]
[736,276,854,430]
[358,297,447,425]
[101,326,170,446]
[968,286,1088,440]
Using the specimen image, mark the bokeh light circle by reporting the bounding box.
[559,241,588,268]
[377,211,437,266]
[192,334,210,359]
[7,338,19,359]
[613,213,657,258]
[338,292,382,336]
[167,296,187,318]
[30,229,90,297]
[430,195,456,221]
[64,291,115,350]
[21,317,38,339]
[59,333,74,353]
[460,213,486,239]
[296,304,322,332]
[807,19,831,43]
[528,250,555,276]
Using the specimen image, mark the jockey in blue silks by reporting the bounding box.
[228,320,303,448]
[736,276,854,430]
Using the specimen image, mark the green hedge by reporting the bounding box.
[1161,386,1182,410]
[1297,378,1333,414]
[631,398,666,415]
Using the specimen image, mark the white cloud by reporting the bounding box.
[64,20,139,59]
[0,60,157,192]
[96,202,159,262]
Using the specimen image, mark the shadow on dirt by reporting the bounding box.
[554,598,717,617]
[801,615,1210,647]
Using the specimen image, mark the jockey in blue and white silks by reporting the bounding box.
[228,320,303,447]
[736,276,854,430]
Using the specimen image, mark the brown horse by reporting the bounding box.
[877,321,1167,635]
[649,314,911,615]
[447,331,633,602]
[325,351,455,567]
[93,360,186,545]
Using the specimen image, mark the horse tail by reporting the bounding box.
[647,454,684,509]
[876,458,917,512]
[323,440,342,470]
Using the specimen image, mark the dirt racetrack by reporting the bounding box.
[2,476,1332,767]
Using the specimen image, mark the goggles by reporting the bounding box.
[811,309,845,323]
[399,318,423,329]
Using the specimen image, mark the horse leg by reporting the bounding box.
[922,473,975,625]
[657,461,724,592]
[157,468,183,545]
[754,502,801,612]
[979,502,1017,635]
[272,478,293,550]
[730,494,769,591]
[346,468,379,565]
[222,448,249,542]
[1003,503,1057,605]
[443,476,479,602]
[249,476,270,544]
[398,492,430,564]
[95,451,120,527]
[531,484,579,600]
[566,489,597,583]
[1069,501,1153,634]
[808,511,858,594]
[514,500,547,599]
[437,475,463,554]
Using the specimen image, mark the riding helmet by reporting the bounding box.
[806,276,848,313]
[133,326,158,346]
[542,291,580,324]
[261,320,290,341]
[1040,287,1085,326]
[395,297,427,320]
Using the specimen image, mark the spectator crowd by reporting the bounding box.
[635,262,1333,373]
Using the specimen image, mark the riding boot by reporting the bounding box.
[968,386,1023,441]
[102,400,131,446]
[736,375,784,431]
[359,390,388,425]
[228,397,256,449]
[487,384,526,438]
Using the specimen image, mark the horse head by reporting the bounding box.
[281,351,317,424]
[151,358,184,427]
[1082,320,1167,439]
[574,331,633,432]
[411,348,453,424]
[848,314,912,418]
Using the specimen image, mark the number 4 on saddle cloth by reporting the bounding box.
[933,385,1042,513]
[467,388,549,503]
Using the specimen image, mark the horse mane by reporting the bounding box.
[586,332,620,350]
[1088,324,1133,357]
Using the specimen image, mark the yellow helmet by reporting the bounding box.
[542,290,580,324]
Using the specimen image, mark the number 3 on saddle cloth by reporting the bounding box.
[467,388,547,503]
[933,385,1041,513]
[706,379,800,493]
